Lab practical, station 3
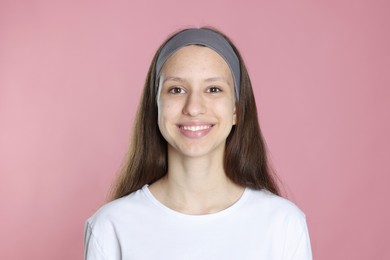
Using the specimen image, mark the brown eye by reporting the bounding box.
[207,86,222,93]
[168,87,185,94]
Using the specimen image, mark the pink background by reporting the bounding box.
[1,0,389,259]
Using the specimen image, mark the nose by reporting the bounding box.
[182,91,206,117]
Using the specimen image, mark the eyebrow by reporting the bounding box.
[204,77,230,86]
[162,76,187,84]
[162,76,230,85]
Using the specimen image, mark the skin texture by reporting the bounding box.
[150,45,243,214]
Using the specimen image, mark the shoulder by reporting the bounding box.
[244,188,307,223]
[245,189,310,246]
[244,189,312,257]
[86,187,147,232]
[84,187,152,258]
[84,189,145,260]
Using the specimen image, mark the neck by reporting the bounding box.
[149,147,244,215]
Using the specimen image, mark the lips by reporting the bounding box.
[180,125,212,131]
[177,123,214,138]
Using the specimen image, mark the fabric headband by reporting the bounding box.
[155,28,241,99]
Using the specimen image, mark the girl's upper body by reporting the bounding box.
[84,28,312,260]
[85,185,311,260]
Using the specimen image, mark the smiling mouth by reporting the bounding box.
[179,125,213,131]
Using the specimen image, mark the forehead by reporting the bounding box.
[161,45,230,72]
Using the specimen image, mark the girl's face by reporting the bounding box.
[157,45,237,159]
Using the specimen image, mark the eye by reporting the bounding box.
[207,86,222,93]
[168,87,185,94]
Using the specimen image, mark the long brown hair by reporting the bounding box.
[111,27,280,200]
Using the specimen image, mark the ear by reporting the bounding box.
[232,105,237,125]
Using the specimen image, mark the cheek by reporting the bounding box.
[157,101,178,124]
[157,101,166,128]
[215,102,236,124]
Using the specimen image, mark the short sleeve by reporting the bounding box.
[283,214,313,260]
[84,221,108,260]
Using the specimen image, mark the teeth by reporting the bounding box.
[182,125,211,131]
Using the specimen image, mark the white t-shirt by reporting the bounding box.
[85,185,312,260]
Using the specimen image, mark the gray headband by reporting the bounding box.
[155,28,241,99]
